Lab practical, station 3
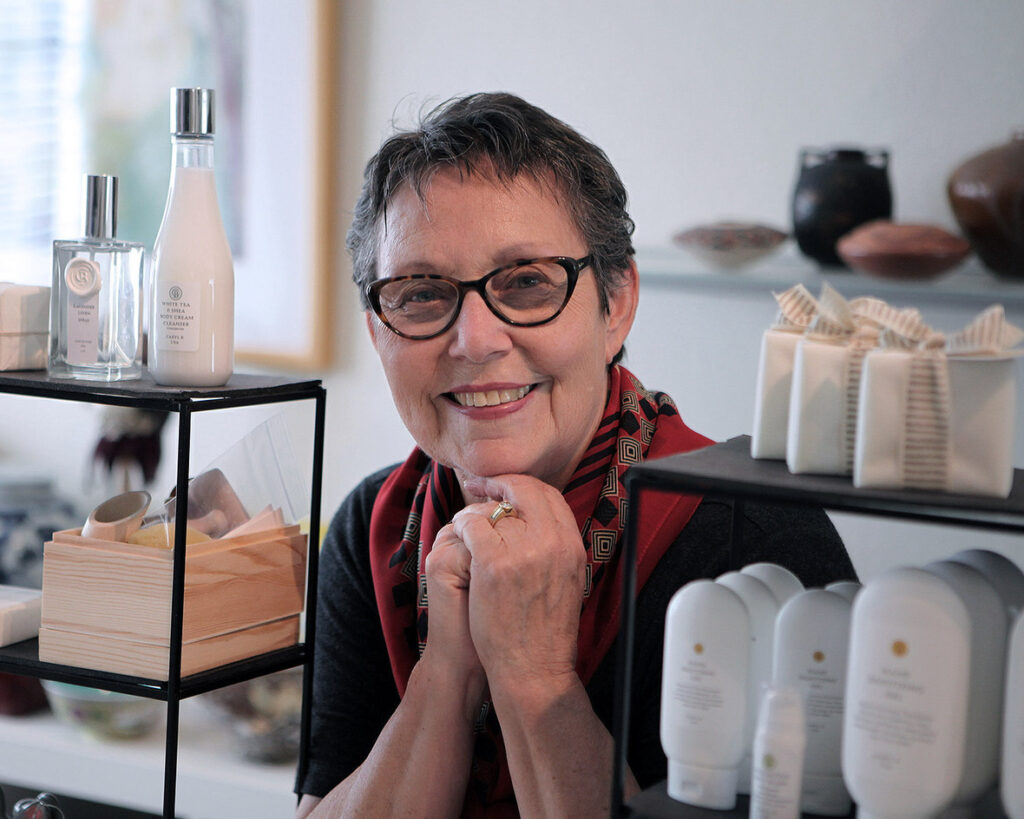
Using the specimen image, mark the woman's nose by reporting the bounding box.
[446,291,513,361]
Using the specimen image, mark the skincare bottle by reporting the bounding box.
[824,580,860,603]
[772,588,852,816]
[660,579,750,810]
[924,560,1008,811]
[715,570,779,794]
[49,175,144,381]
[948,548,1024,620]
[1003,609,1024,819]
[843,567,970,818]
[750,684,806,819]
[150,87,234,386]
[741,562,804,606]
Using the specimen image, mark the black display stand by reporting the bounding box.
[0,372,326,819]
[610,435,1024,817]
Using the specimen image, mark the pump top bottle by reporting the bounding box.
[49,174,144,381]
[149,87,234,386]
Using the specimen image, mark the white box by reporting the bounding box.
[0,585,42,647]
[0,282,50,371]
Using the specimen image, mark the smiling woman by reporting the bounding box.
[295,93,855,819]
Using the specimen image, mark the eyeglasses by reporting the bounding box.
[367,255,593,340]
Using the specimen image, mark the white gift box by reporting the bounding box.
[786,337,855,474]
[751,285,820,460]
[854,306,1022,498]
[0,282,50,371]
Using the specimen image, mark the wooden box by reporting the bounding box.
[39,525,307,680]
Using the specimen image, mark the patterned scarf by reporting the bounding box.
[368,364,712,816]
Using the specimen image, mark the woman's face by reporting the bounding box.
[366,167,637,491]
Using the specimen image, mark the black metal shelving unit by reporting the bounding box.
[610,434,1024,818]
[0,371,326,819]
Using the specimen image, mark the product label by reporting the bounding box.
[65,258,101,365]
[156,280,200,352]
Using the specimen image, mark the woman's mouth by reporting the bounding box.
[449,385,533,407]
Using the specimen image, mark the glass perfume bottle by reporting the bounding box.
[49,174,144,381]
[149,87,234,387]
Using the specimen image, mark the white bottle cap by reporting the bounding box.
[800,771,852,815]
[666,760,738,809]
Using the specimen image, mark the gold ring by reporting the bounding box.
[487,500,516,526]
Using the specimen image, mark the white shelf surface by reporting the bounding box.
[636,244,1024,311]
[0,699,297,818]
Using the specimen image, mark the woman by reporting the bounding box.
[296,93,854,818]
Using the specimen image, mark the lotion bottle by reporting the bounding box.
[660,579,750,810]
[824,580,860,603]
[750,684,806,819]
[1003,609,1024,819]
[842,567,970,818]
[150,87,234,386]
[948,548,1024,621]
[772,588,852,816]
[741,562,804,606]
[715,570,779,794]
[924,560,1008,812]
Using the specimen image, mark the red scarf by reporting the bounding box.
[368,364,712,816]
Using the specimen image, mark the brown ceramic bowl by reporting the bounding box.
[837,220,971,280]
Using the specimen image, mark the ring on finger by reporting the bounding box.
[487,499,516,526]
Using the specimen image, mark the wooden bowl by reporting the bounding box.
[837,221,971,280]
[673,221,788,269]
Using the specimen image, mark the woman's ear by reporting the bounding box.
[604,261,639,364]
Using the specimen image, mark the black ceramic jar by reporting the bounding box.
[791,147,893,267]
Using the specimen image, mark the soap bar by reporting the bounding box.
[0,585,43,646]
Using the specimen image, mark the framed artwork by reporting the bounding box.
[85,0,338,370]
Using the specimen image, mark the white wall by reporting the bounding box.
[5,0,1023,580]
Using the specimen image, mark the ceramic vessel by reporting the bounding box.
[947,130,1024,279]
[791,147,892,267]
[836,220,971,281]
[673,221,788,269]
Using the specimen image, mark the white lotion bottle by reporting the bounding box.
[824,580,861,603]
[750,684,806,819]
[660,579,750,810]
[842,567,970,819]
[741,562,804,606]
[150,87,234,386]
[1003,609,1024,819]
[772,588,852,816]
[948,548,1024,621]
[924,560,1008,813]
[715,570,779,794]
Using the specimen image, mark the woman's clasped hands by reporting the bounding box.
[425,474,588,704]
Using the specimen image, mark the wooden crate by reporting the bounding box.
[38,525,307,680]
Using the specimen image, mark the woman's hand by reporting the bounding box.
[421,524,487,712]
[452,474,587,694]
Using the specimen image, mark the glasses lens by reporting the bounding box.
[376,276,459,336]
[487,260,569,323]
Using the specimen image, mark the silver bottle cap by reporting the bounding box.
[171,87,215,136]
[83,174,117,239]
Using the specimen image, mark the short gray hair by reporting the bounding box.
[347,92,636,314]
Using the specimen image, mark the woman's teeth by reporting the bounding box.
[453,385,531,407]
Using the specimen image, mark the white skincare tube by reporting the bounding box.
[660,579,750,809]
[750,684,806,819]
[948,548,1024,621]
[1003,609,1024,819]
[741,562,804,606]
[843,567,970,819]
[773,589,852,816]
[824,580,861,603]
[716,570,779,794]
[924,560,1008,810]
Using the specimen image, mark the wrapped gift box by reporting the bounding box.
[751,284,820,459]
[786,289,924,476]
[39,524,306,679]
[0,282,49,371]
[854,306,1022,498]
